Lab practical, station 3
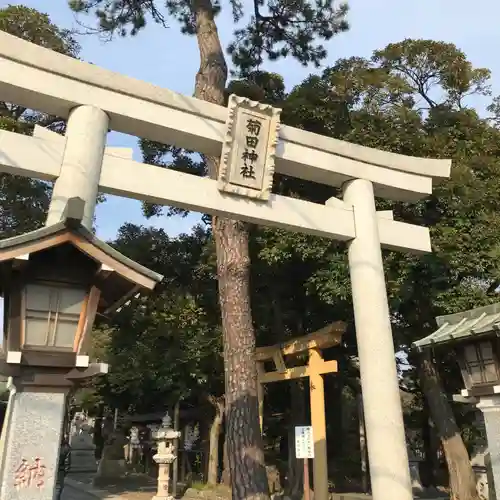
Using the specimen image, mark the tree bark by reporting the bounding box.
[418,349,479,500]
[215,217,269,499]
[421,399,437,488]
[357,394,369,494]
[93,404,105,462]
[285,380,306,500]
[221,434,231,486]
[192,0,269,498]
[207,396,225,486]
[173,401,180,495]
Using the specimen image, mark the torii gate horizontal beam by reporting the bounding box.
[0,31,450,202]
[0,129,431,253]
[255,321,345,361]
[258,359,338,383]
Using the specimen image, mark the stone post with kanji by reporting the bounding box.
[151,413,181,500]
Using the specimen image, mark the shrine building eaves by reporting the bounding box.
[0,31,451,202]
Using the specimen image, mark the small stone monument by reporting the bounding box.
[407,447,424,495]
[468,410,491,500]
[69,413,98,480]
[126,426,141,465]
[472,446,490,500]
[151,412,181,500]
[94,429,128,483]
[182,424,199,452]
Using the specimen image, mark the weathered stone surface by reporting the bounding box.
[218,95,280,201]
[94,431,128,481]
[0,390,66,500]
[70,422,97,476]
[266,465,282,496]
[183,485,231,500]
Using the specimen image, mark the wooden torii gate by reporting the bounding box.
[255,322,345,500]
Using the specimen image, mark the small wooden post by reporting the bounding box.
[113,408,119,430]
[257,362,265,433]
[309,348,328,500]
[173,401,180,497]
[303,458,311,500]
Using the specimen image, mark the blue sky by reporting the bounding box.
[5,0,500,241]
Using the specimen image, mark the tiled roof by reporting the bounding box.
[412,302,500,350]
[0,197,163,284]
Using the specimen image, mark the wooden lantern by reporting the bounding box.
[0,197,162,371]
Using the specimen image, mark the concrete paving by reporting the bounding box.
[61,482,99,500]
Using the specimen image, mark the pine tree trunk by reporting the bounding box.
[418,349,479,500]
[93,404,105,462]
[192,0,269,498]
[221,434,231,486]
[421,400,436,488]
[207,396,224,486]
[214,217,269,499]
[285,380,306,500]
[357,394,369,494]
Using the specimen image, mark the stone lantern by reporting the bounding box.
[151,412,181,500]
[458,338,500,395]
[413,302,500,500]
[0,197,163,500]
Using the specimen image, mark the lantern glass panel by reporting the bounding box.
[463,341,499,386]
[24,284,86,349]
[481,342,498,382]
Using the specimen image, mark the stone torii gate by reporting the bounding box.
[255,322,345,500]
[0,31,451,500]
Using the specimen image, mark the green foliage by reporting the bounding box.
[10,0,497,481]
[282,41,500,454]
[94,38,500,417]
[69,0,349,76]
[0,5,80,55]
[0,5,80,238]
[56,36,500,468]
[227,71,286,105]
[89,224,223,412]
[372,39,491,109]
[227,0,348,74]
[210,40,500,458]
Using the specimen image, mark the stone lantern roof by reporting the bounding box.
[412,302,500,351]
[0,197,163,316]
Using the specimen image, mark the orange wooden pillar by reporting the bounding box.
[309,348,328,500]
[257,362,265,433]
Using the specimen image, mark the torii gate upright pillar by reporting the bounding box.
[342,179,412,500]
[45,105,109,229]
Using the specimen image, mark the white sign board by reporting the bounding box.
[295,426,314,459]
